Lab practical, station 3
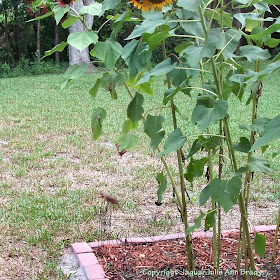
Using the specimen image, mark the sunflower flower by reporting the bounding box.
[129,0,174,11]
[58,0,77,7]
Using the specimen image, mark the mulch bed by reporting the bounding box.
[93,231,280,279]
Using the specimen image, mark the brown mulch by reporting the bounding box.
[94,231,280,280]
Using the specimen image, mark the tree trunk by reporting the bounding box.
[4,9,10,65]
[54,24,60,63]
[14,4,21,61]
[36,16,41,64]
[68,0,96,71]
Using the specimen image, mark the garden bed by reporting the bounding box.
[93,231,280,280]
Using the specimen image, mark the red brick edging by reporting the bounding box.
[71,225,277,280]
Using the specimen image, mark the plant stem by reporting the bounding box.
[162,40,195,273]
[69,7,92,31]
[217,121,223,269]
[271,207,280,268]
[238,59,262,270]
[208,149,218,270]
[198,6,257,279]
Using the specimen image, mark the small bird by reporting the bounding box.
[99,192,124,213]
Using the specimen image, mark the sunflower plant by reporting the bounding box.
[29,0,280,276]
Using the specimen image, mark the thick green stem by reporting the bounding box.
[244,59,262,208]
[271,207,280,268]
[238,60,262,270]
[208,149,218,270]
[162,40,194,272]
[70,7,92,31]
[217,121,223,269]
[198,6,257,279]
[160,155,183,212]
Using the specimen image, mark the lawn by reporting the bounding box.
[0,64,280,279]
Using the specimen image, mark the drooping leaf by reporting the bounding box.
[163,86,182,105]
[67,31,98,51]
[92,40,123,70]
[156,172,168,204]
[32,0,44,7]
[53,5,70,25]
[239,117,271,135]
[177,0,204,12]
[127,93,144,124]
[186,211,205,235]
[169,68,188,87]
[209,177,242,213]
[187,139,204,159]
[26,11,54,22]
[176,9,204,38]
[61,63,88,90]
[100,0,121,15]
[265,38,280,48]
[80,3,102,16]
[245,18,280,41]
[251,115,280,151]
[140,82,153,95]
[121,40,152,78]
[116,134,139,151]
[62,16,79,29]
[181,45,204,68]
[175,41,193,54]
[254,233,266,258]
[137,58,176,85]
[205,210,216,231]
[247,60,280,83]
[144,115,165,151]
[246,155,273,174]
[202,136,220,150]
[89,78,102,100]
[122,119,138,134]
[146,30,170,50]
[126,13,166,40]
[231,137,251,153]
[157,128,187,158]
[239,46,270,62]
[43,42,68,58]
[200,184,211,206]
[192,100,228,131]
[223,29,242,60]
[184,157,208,184]
[234,13,273,28]
[91,108,107,140]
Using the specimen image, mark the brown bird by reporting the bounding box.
[99,192,124,213]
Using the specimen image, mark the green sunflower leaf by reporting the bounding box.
[186,211,205,235]
[92,40,123,70]
[156,172,168,204]
[157,128,187,158]
[67,31,98,52]
[91,108,107,140]
[116,134,139,151]
[144,115,165,151]
[43,41,68,58]
[254,233,266,259]
[192,100,228,131]
[127,92,144,124]
[126,12,166,40]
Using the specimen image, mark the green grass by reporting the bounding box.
[0,65,280,279]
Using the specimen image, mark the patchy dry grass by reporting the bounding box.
[0,67,279,279]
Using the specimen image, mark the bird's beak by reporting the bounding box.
[99,194,103,198]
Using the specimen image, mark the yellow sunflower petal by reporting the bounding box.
[131,0,175,11]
